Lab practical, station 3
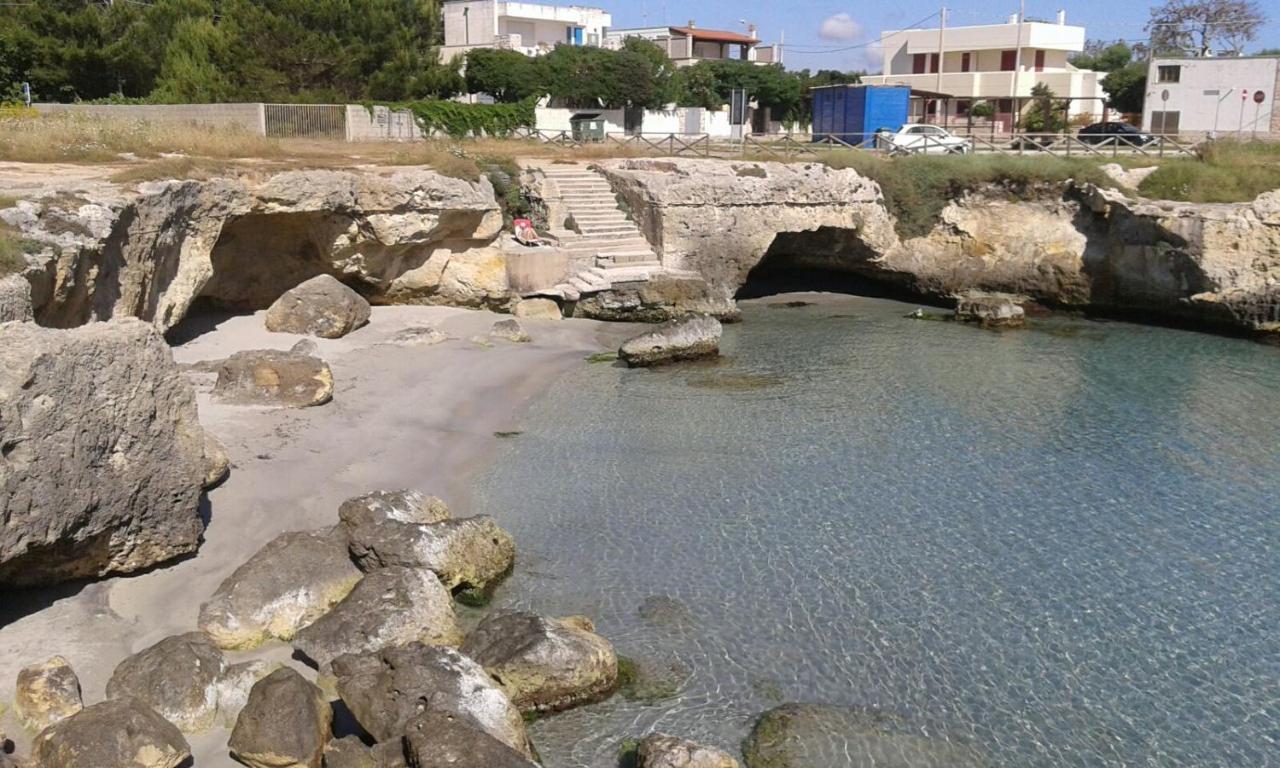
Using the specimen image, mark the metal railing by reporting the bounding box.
[263,104,347,140]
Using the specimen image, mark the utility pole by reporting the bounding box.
[1010,0,1025,128]
[935,6,947,122]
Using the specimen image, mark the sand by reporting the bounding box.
[0,305,637,765]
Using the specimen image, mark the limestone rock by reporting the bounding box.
[337,489,450,529]
[229,668,332,768]
[742,703,985,768]
[323,736,378,768]
[489,318,531,343]
[105,632,226,732]
[461,611,618,713]
[292,338,320,356]
[15,657,82,732]
[953,292,1026,328]
[512,298,560,320]
[638,733,741,768]
[31,698,190,768]
[265,274,372,339]
[382,326,448,347]
[294,567,462,669]
[402,710,538,768]
[346,516,515,591]
[619,315,722,367]
[198,526,363,650]
[0,320,209,586]
[202,432,231,488]
[213,349,334,408]
[331,643,531,759]
[215,660,278,728]
[0,274,32,322]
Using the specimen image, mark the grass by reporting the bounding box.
[0,230,45,275]
[1137,140,1280,202]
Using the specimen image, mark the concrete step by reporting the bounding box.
[579,225,639,235]
[602,250,659,265]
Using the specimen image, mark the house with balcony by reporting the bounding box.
[860,11,1105,132]
[604,21,780,67]
[440,0,611,61]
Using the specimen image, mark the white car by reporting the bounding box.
[876,124,972,155]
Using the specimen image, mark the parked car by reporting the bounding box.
[1076,122,1156,146]
[876,124,972,155]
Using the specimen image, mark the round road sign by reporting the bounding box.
[1254,90,1266,104]
[1161,89,1169,101]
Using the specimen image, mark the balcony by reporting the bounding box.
[864,69,1099,100]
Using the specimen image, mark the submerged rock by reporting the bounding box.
[331,642,531,759]
[638,733,741,768]
[213,348,334,407]
[512,297,561,320]
[0,320,209,586]
[346,515,515,591]
[461,611,618,713]
[105,632,226,732]
[31,698,190,768]
[490,318,532,343]
[265,274,371,339]
[402,710,539,768]
[742,703,986,768]
[15,656,83,732]
[337,489,451,529]
[229,667,332,768]
[619,315,722,367]
[198,526,363,650]
[293,566,462,669]
[953,292,1026,328]
[0,274,32,322]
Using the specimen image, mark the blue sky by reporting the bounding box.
[606,0,1280,72]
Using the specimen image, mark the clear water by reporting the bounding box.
[474,296,1280,767]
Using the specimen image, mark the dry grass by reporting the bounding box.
[0,229,45,276]
[1138,140,1280,203]
[0,114,284,163]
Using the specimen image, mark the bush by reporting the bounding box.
[394,99,536,139]
[1138,140,1280,202]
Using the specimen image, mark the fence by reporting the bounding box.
[263,104,347,140]
[605,133,712,157]
[739,132,1205,159]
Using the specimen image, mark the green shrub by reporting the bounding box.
[0,231,44,275]
[1138,140,1280,203]
[383,99,537,139]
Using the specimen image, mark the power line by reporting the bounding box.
[785,9,941,54]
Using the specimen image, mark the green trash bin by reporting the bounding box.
[570,113,606,142]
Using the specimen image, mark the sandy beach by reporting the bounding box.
[0,305,638,766]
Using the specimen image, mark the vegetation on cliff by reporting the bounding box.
[1137,140,1280,203]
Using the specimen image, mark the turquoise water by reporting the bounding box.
[475,296,1280,767]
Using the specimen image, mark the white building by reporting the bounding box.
[604,21,780,67]
[440,0,611,61]
[861,11,1105,131]
[1141,56,1279,136]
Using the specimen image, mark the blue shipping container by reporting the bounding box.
[811,85,910,145]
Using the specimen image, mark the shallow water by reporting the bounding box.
[475,296,1280,767]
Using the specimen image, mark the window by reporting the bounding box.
[1000,50,1016,71]
[1157,65,1181,83]
[913,53,927,74]
[929,53,940,73]
[960,52,971,72]
[1034,50,1045,72]
[956,99,971,115]
[1151,110,1180,133]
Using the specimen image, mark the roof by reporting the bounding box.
[668,26,759,44]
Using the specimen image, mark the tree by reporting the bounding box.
[1020,82,1067,133]
[1147,0,1266,56]
[1070,41,1135,72]
[1101,64,1147,114]
[465,48,544,102]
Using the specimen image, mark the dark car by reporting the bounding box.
[1077,122,1156,146]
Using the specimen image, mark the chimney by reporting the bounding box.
[1056,10,1066,25]
[1007,13,1018,24]
[748,23,757,38]
[687,20,696,29]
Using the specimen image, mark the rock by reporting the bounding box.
[331,643,531,759]
[616,653,691,703]
[619,315,722,367]
[323,736,378,768]
[953,292,1026,328]
[346,516,515,591]
[637,595,693,628]
[383,326,447,347]
[266,274,372,339]
[1100,163,1159,190]
[198,526,363,650]
[370,742,409,768]
[105,632,226,732]
[213,348,334,408]
[202,432,231,488]
[511,298,560,320]
[229,667,332,768]
[292,338,320,356]
[294,567,462,669]
[461,611,617,713]
[337,489,450,529]
[215,660,278,728]
[489,318,531,343]
[402,710,538,768]
[0,274,32,322]
[31,698,190,768]
[742,703,986,768]
[14,657,83,732]
[0,320,209,586]
[638,733,741,768]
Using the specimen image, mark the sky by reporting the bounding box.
[604,0,1280,72]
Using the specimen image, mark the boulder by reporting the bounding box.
[742,703,986,768]
[215,660,278,728]
[0,274,32,322]
[383,326,448,347]
[953,292,1026,328]
[511,298,560,320]
[638,733,741,768]
[198,526,363,650]
[229,667,332,768]
[619,315,722,367]
[489,318,531,343]
[293,567,462,669]
[461,611,617,713]
[337,489,450,529]
[213,349,334,408]
[265,274,372,339]
[31,698,190,768]
[346,516,515,591]
[402,710,538,768]
[14,657,83,732]
[331,643,531,759]
[202,432,231,488]
[322,736,379,768]
[0,320,209,586]
[105,632,226,732]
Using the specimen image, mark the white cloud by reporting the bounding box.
[819,13,863,41]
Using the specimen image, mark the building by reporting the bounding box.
[1141,56,1279,136]
[860,11,1104,131]
[604,21,780,66]
[440,0,611,61]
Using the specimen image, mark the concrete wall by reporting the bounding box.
[1142,56,1278,135]
[34,102,266,134]
[346,105,425,141]
[534,106,625,134]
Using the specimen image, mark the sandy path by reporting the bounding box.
[0,305,636,765]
